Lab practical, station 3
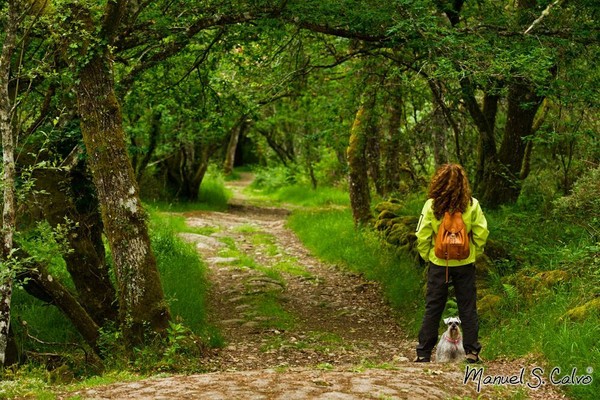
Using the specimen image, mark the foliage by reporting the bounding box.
[553,166,600,224]
[197,167,232,209]
[517,169,560,213]
[149,211,218,344]
[270,185,349,207]
[251,165,299,191]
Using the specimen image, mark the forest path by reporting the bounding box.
[73,174,567,400]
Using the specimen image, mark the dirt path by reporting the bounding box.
[72,174,568,399]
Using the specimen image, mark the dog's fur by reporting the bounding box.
[435,317,466,362]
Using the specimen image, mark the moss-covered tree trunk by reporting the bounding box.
[75,53,170,342]
[32,165,118,326]
[0,0,17,366]
[70,2,170,343]
[347,82,377,226]
[383,92,402,194]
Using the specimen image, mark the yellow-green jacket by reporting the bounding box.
[416,197,489,266]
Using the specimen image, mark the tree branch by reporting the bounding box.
[524,0,565,35]
[119,12,273,90]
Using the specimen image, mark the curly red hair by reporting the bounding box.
[428,163,472,220]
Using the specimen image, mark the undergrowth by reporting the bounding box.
[147,168,231,212]
[1,210,217,399]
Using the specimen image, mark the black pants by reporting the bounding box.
[416,263,481,357]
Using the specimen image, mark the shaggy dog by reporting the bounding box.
[435,317,466,362]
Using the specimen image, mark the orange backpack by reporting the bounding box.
[434,212,470,261]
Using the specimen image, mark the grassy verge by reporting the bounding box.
[279,187,597,400]
[148,211,221,346]
[478,207,599,400]
[1,210,216,399]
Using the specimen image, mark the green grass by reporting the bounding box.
[146,170,232,213]
[281,188,598,400]
[149,212,217,341]
[270,184,349,207]
[247,294,295,331]
[248,173,349,208]
[198,173,232,208]
[147,209,219,236]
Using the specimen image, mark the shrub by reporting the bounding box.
[517,169,560,213]
[198,167,231,209]
[553,166,600,222]
[251,165,298,192]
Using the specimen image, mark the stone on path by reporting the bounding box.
[178,233,224,250]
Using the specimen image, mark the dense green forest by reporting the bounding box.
[1,0,598,399]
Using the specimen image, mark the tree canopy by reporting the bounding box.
[1,0,598,368]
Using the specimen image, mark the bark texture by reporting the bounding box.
[0,0,18,366]
[347,81,377,226]
[75,53,170,341]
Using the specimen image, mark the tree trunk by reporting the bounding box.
[136,110,161,183]
[383,88,403,194]
[365,111,384,197]
[431,106,449,168]
[32,165,118,326]
[75,53,170,343]
[190,145,212,201]
[223,117,247,175]
[480,80,543,207]
[15,248,102,354]
[459,80,499,191]
[347,82,377,226]
[0,0,18,366]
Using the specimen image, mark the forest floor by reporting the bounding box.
[71,174,568,400]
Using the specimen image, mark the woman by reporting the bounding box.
[414,163,489,363]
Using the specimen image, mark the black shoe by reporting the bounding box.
[414,356,431,363]
[465,353,480,364]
